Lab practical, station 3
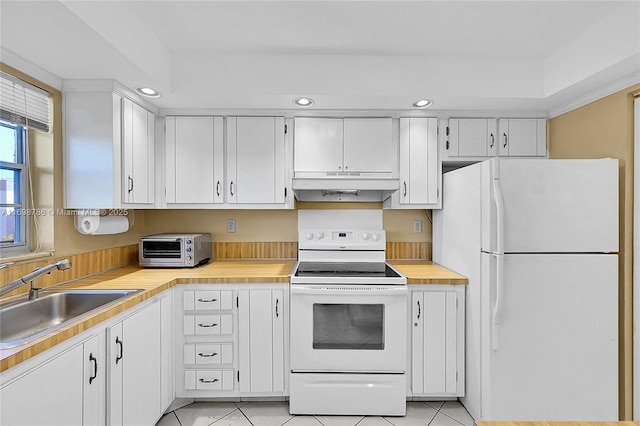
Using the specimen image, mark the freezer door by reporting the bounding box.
[482,253,618,420]
[482,158,619,253]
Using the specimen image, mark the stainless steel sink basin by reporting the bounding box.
[0,289,143,349]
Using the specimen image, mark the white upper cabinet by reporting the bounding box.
[122,97,155,205]
[385,117,440,209]
[64,83,156,208]
[294,117,394,175]
[443,117,546,162]
[226,116,288,206]
[294,118,343,174]
[498,118,546,157]
[446,118,498,158]
[165,116,224,205]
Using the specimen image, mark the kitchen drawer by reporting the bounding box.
[184,370,234,391]
[184,343,233,365]
[183,290,233,311]
[183,314,233,335]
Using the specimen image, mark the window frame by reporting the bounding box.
[0,120,29,256]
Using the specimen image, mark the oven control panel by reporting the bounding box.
[299,228,386,250]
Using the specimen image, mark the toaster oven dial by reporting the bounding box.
[186,247,192,252]
[186,238,193,244]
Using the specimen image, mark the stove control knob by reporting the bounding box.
[372,233,379,241]
[315,232,325,240]
[362,233,370,240]
[306,232,314,240]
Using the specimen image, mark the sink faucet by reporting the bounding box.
[0,259,72,299]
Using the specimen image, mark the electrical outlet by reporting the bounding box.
[227,219,236,233]
[414,219,423,233]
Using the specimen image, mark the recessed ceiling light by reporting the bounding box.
[294,97,314,107]
[135,87,161,98]
[412,99,433,108]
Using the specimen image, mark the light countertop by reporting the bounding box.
[1,259,466,372]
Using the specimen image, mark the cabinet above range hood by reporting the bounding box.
[292,175,400,202]
[293,117,399,202]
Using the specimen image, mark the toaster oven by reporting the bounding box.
[139,233,212,268]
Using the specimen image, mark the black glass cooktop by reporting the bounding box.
[294,262,402,278]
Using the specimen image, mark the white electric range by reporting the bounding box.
[289,210,407,416]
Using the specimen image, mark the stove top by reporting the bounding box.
[294,262,402,278]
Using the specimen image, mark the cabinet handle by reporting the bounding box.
[198,352,219,358]
[275,299,279,318]
[417,300,421,320]
[198,378,219,384]
[503,133,508,148]
[89,353,98,384]
[230,181,234,197]
[216,181,221,197]
[490,133,495,148]
[198,323,218,328]
[127,176,133,194]
[403,181,407,197]
[115,337,123,364]
[197,298,218,303]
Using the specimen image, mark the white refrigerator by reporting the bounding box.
[433,158,619,421]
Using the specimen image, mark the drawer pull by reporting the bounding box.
[197,298,218,303]
[198,323,218,328]
[198,352,219,358]
[199,378,219,384]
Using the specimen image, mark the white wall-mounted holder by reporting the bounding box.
[75,210,129,235]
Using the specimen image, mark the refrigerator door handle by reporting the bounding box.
[491,253,504,351]
[492,162,505,254]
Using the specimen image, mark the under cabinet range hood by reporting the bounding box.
[292,176,400,202]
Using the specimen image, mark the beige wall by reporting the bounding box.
[144,202,432,245]
[549,83,640,420]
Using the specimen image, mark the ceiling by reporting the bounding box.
[1,0,639,115]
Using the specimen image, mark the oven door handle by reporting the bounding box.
[290,286,407,297]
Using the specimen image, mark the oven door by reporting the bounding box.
[290,284,407,373]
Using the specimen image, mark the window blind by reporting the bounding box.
[0,71,51,132]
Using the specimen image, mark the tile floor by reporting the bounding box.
[156,400,475,426]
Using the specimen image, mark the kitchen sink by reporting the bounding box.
[0,289,143,349]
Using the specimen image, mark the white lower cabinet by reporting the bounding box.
[238,288,286,394]
[107,297,163,426]
[410,285,465,398]
[175,284,288,398]
[0,331,105,426]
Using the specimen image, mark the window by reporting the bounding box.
[0,121,28,254]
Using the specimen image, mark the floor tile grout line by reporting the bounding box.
[237,405,256,426]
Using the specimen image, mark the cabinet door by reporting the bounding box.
[83,333,106,426]
[448,118,497,157]
[238,289,285,393]
[294,117,344,173]
[498,118,546,157]
[0,345,84,425]
[160,293,174,412]
[122,98,154,204]
[411,290,458,395]
[227,117,286,204]
[166,116,224,204]
[343,118,393,173]
[109,301,162,426]
[399,118,439,206]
